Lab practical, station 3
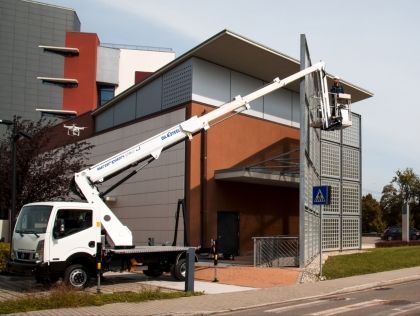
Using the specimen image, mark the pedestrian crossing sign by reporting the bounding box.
[312,185,331,205]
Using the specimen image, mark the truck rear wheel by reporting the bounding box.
[64,264,89,289]
[173,258,186,281]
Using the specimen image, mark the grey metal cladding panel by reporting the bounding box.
[97,46,119,84]
[191,58,230,105]
[292,92,300,124]
[263,89,293,125]
[231,71,263,117]
[113,93,136,126]
[136,77,163,118]
[95,107,115,132]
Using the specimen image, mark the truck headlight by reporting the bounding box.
[10,251,16,260]
[34,240,44,262]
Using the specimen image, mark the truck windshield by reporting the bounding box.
[15,205,53,235]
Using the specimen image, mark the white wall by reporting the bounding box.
[192,58,300,127]
[116,49,175,95]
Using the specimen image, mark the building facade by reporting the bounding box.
[87,30,372,260]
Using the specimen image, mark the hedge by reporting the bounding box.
[0,242,10,273]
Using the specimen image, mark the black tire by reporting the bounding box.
[173,258,186,281]
[64,264,89,289]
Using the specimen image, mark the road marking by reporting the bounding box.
[308,299,387,316]
[389,302,420,315]
[265,299,349,313]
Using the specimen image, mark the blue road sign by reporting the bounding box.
[312,185,331,205]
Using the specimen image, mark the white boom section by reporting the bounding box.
[74,61,329,247]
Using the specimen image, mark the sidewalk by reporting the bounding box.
[8,266,420,316]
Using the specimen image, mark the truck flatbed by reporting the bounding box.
[107,246,191,255]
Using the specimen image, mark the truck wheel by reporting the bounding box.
[173,258,186,281]
[64,264,89,289]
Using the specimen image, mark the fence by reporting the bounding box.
[253,236,299,267]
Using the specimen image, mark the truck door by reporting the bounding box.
[49,208,96,261]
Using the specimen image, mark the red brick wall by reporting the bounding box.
[186,102,300,254]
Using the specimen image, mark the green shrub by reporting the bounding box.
[0,242,10,273]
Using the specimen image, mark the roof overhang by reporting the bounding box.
[215,169,299,188]
[93,29,373,116]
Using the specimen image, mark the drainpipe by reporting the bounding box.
[200,130,208,247]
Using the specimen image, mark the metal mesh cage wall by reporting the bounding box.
[321,113,361,251]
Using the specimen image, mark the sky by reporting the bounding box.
[40,0,420,199]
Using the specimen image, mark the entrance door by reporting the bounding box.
[217,211,239,257]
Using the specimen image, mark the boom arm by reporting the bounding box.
[74,61,332,247]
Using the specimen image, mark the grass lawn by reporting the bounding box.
[323,246,420,279]
[0,286,201,315]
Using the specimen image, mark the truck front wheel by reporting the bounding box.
[64,264,89,289]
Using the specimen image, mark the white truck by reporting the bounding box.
[7,62,350,288]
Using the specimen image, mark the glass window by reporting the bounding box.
[15,205,53,235]
[97,84,115,107]
[53,209,93,239]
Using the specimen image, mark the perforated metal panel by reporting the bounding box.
[342,217,360,249]
[342,147,360,180]
[321,142,340,178]
[320,114,361,252]
[342,181,360,214]
[343,114,360,148]
[321,129,340,143]
[162,61,192,109]
[321,179,341,214]
[304,211,320,262]
[322,216,340,250]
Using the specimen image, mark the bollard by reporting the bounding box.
[213,253,219,282]
[211,238,219,282]
[185,248,195,292]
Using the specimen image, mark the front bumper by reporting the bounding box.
[7,259,47,276]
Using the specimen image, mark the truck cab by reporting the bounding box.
[8,201,98,284]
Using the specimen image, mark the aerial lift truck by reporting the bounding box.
[8,62,351,288]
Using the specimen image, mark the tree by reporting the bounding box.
[0,118,94,219]
[362,193,385,233]
[380,168,420,229]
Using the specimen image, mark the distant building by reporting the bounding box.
[0,0,175,122]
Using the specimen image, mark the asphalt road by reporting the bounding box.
[220,280,420,316]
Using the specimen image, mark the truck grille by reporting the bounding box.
[17,251,35,261]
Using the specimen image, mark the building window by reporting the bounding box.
[97,84,115,107]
